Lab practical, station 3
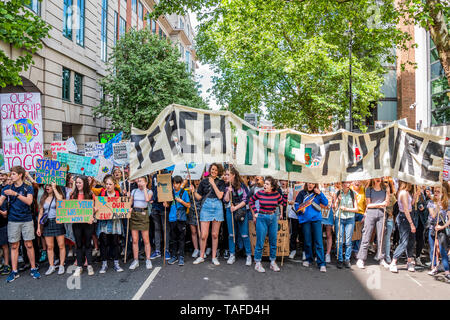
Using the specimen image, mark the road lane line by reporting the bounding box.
[406,274,423,287]
[132,267,161,300]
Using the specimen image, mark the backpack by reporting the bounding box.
[173,188,194,215]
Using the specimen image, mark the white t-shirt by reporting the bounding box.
[132,188,152,208]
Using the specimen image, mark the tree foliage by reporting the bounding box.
[0,0,51,87]
[94,29,207,135]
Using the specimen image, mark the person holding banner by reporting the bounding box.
[186,180,201,259]
[383,178,397,265]
[190,163,226,266]
[36,183,66,275]
[356,178,390,269]
[351,181,367,258]
[129,176,153,270]
[426,185,450,281]
[97,175,124,274]
[389,181,416,274]
[0,166,40,282]
[150,174,170,261]
[71,176,95,277]
[295,183,328,272]
[321,183,336,264]
[223,168,252,266]
[249,176,285,272]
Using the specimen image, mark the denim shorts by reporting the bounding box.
[8,220,35,243]
[200,198,224,222]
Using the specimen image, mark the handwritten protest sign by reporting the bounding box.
[35,159,67,186]
[0,150,4,170]
[157,173,173,202]
[56,200,94,223]
[96,156,113,182]
[172,163,205,180]
[352,221,363,241]
[57,152,100,177]
[249,219,289,257]
[95,196,132,220]
[0,92,43,171]
[84,142,105,158]
[112,142,129,165]
[50,141,67,159]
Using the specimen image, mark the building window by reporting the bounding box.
[101,0,108,61]
[132,0,136,13]
[62,68,71,101]
[185,51,191,72]
[179,44,184,58]
[186,24,190,37]
[76,0,85,46]
[63,0,73,39]
[119,17,126,39]
[179,17,184,29]
[159,26,163,38]
[114,11,118,46]
[151,20,156,33]
[74,73,83,104]
[138,2,143,21]
[24,0,40,15]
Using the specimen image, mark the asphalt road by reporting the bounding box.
[0,253,448,300]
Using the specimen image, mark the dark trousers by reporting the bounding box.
[289,218,302,252]
[393,213,415,260]
[415,218,425,258]
[73,223,95,266]
[99,233,120,261]
[169,221,186,258]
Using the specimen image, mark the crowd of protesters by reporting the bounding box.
[0,164,449,283]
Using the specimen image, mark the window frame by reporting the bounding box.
[76,0,85,47]
[24,0,40,15]
[101,0,108,62]
[62,68,71,101]
[74,73,83,105]
[63,0,73,40]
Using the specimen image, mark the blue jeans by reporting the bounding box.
[352,213,364,253]
[428,230,449,271]
[302,220,325,267]
[393,213,415,260]
[226,207,251,256]
[336,217,355,262]
[254,213,278,262]
[384,218,394,263]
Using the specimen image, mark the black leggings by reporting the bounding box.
[289,218,302,252]
[99,233,120,261]
[415,218,425,257]
[73,223,95,266]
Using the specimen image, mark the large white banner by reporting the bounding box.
[130,105,445,186]
[0,92,43,171]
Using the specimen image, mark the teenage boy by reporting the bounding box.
[166,176,191,266]
[0,166,40,282]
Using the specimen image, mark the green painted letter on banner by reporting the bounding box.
[285,133,302,173]
[264,133,280,170]
[243,124,259,166]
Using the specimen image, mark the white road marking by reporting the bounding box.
[132,267,161,300]
[406,274,423,287]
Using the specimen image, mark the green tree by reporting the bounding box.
[0,0,51,87]
[153,0,411,133]
[94,29,207,135]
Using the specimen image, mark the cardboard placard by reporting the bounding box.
[157,173,173,202]
[112,142,129,164]
[51,141,67,160]
[43,149,53,159]
[352,221,363,241]
[57,152,100,177]
[95,156,113,182]
[35,158,67,186]
[249,219,289,257]
[56,200,94,223]
[95,196,132,220]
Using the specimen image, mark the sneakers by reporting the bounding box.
[39,250,47,263]
[165,251,171,260]
[337,261,343,269]
[87,265,94,276]
[191,249,200,258]
[146,259,153,270]
[113,261,124,272]
[320,266,327,273]
[67,249,73,258]
[325,254,331,263]
[380,259,390,269]
[389,263,398,273]
[30,268,41,279]
[356,259,365,269]
[246,255,252,266]
[58,265,65,275]
[270,261,280,272]
[302,261,310,267]
[168,256,178,265]
[407,262,415,272]
[428,268,438,276]
[444,274,450,283]
[150,250,161,260]
[73,266,82,276]
[178,256,185,266]
[344,260,351,269]
[205,248,212,256]
[302,252,306,261]
[193,257,205,265]
[212,258,220,266]
[6,270,19,283]
[92,248,100,257]
[129,260,139,270]
[99,261,108,274]
[289,250,296,259]
[1,265,11,275]
[415,257,423,266]
[255,262,265,273]
[223,250,230,260]
[45,265,56,276]
[227,254,236,265]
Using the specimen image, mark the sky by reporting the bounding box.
[189,12,221,110]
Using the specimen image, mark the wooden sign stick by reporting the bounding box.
[121,166,130,264]
[281,172,290,267]
[164,205,167,266]
[186,164,201,238]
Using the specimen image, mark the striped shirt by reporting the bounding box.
[250,190,286,214]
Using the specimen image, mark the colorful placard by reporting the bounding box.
[104,132,123,159]
[0,92,43,171]
[57,152,100,177]
[84,142,105,158]
[95,196,132,220]
[35,158,67,186]
[50,141,67,159]
[95,156,113,182]
[56,200,94,223]
[98,131,120,144]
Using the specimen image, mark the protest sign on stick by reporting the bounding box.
[56,200,94,223]
[95,196,132,220]
[157,173,173,202]
[248,220,289,257]
[112,142,129,165]
[57,152,100,177]
[35,158,67,186]
[84,142,105,158]
[50,141,67,160]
